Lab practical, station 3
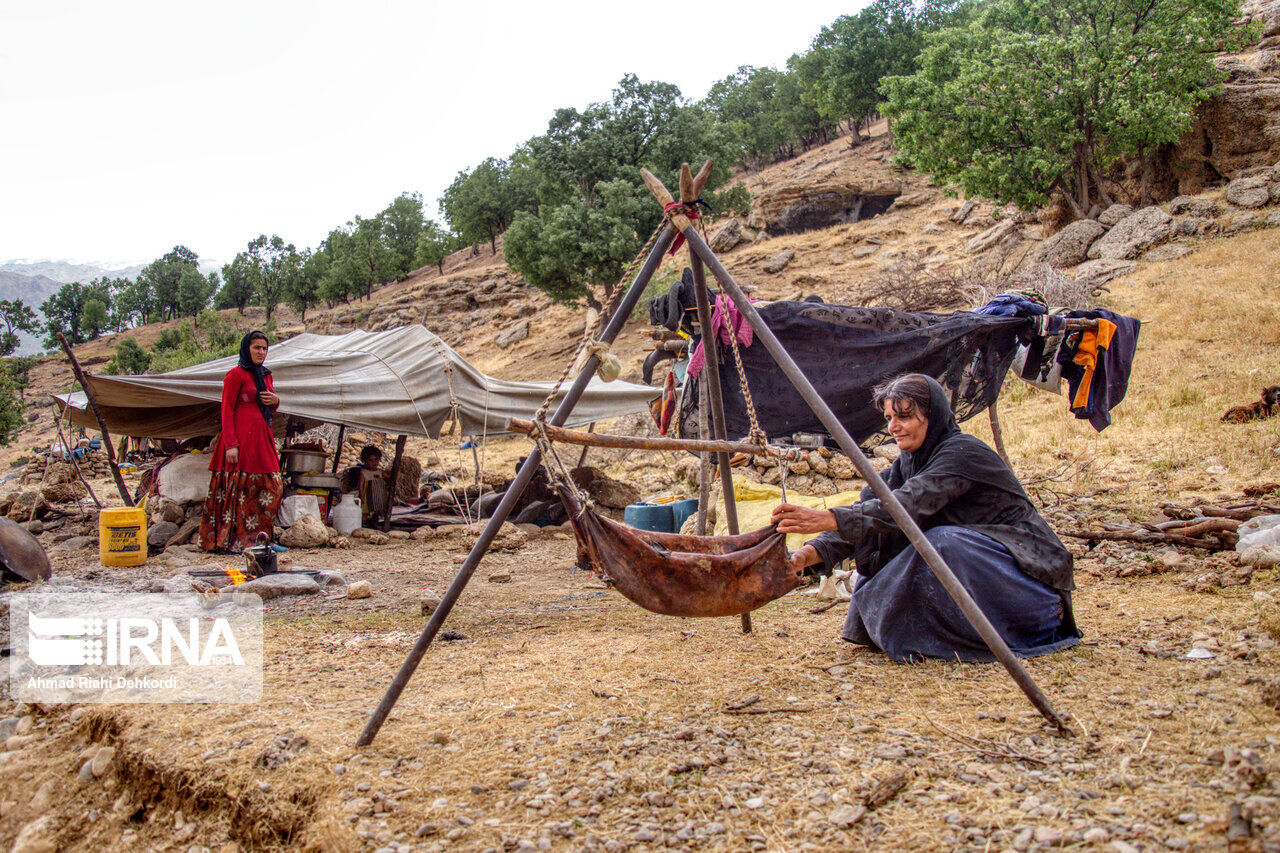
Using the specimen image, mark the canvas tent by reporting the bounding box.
[55,325,659,439]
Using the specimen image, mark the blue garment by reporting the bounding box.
[841,526,1079,663]
[976,293,1048,317]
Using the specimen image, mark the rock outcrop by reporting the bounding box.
[1031,220,1106,267]
[1087,207,1175,259]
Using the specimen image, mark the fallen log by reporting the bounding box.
[1059,528,1231,551]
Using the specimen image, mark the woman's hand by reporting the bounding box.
[789,544,820,574]
[224,446,239,468]
[771,503,838,534]
[259,390,279,407]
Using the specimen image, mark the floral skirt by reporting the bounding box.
[200,471,284,553]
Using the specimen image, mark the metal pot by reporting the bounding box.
[281,448,328,474]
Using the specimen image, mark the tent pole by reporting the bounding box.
[678,161,751,635]
[331,425,346,474]
[356,226,677,747]
[381,435,407,533]
[695,379,711,536]
[57,333,133,507]
[690,255,750,635]
[683,228,1072,735]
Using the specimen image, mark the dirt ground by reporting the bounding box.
[1,492,1280,853]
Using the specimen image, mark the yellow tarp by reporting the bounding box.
[714,477,863,551]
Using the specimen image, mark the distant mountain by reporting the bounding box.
[0,259,147,284]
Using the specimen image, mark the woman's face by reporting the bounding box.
[249,338,268,365]
[883,399,928,453]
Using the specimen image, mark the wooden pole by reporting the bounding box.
[356,227,678,747]
[52,405,102,510]
[507,418,781,456]
[696,379,711,536]
[988,400,1011,467]
[381,434,407,533]
[330,425,346,474]
[57,333,132,507]
[680,225,1072,735]
[677,162,752,635]
[575,422,596,469]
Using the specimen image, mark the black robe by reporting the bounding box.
[806,377,1078,635]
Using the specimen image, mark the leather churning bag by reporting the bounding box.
[560,488,802,617]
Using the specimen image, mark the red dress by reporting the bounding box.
[200,367,284,552]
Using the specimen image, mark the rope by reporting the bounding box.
[720,306,768,447]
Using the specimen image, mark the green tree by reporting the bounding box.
[245,234,302,321]
[881,0,1243,218]
[4,357,35,400]
[40,280,109,348]
[177,267,217,324]
[440,157,535,253]
[0,364,24,446]
[216,254,258,314]
[105,338,151,375]
[81,298,109,339]
[0,299,39,357]
[137,245,200,320]
[412,222,458,274]
[286,249,322,321]
[379,192,427,277]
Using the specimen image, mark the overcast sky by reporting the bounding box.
[2,1,861,269]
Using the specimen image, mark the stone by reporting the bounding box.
[749,179,902,234]
[147,521,179,547]
[1098,204,1133,226]
[1241,545,1280,568]
[1087,206,1174,259]
[495,320,530,349]
[1226,175,1271,208]
[851,245,879,258]
[888,190,933,210]
[40,480,87,505]
[11,817,55,853]
[51,535,95,552]
[279,514,329,549]
[1144,243,1193,262]
[950,199,978,223]
[312,570,348,587]
[90,746,116,777]
[347,580,372,599]
[1031,219,1106,268]
[829,804,866,827]
[1074,259,1137,289]
[166,515,202,547]
[456,521,527,550]
[225,573,319,599]
[763,250,796,274]
[409,526,435,541]
[585,477,639,510]
[966,220,1019,255]
[420,588,442,616]
[708,219,744,252]
[1267,210,1280,228]
[349,528,388,545]
[1169,196,1219,217]
[922,223,946,235]
[160,500,186,524]
[1223,212,1258,235]
[487,571,512,584]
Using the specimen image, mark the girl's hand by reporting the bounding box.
[771,503,838,534]
[259,391,279,407]
[224,447,239,468]
[789,544,820,574]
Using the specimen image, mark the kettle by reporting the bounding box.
[330,493,362,535]
[244,532,278,576]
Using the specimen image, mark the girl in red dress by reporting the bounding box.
[200,331,284,552]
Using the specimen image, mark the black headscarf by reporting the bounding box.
[238,331,273,427]
[887,376,1028,501]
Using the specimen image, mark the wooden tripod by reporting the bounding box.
[356,162,1074,747]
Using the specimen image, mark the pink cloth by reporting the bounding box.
[687,295,753,380]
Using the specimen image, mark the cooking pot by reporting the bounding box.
[281,448,328,474]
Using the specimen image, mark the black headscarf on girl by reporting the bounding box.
[886,375,1028,500]
[238,331,273,427]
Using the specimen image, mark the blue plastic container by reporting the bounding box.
[624,502,675,533]
[670,498,699,533]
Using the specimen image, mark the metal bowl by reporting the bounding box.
[281,449,329,474]
[291,473,343,490]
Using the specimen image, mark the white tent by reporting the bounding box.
[55,325,658,439]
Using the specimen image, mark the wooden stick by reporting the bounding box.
[381,434,407,533]
[506,418,780,456]
[330,424,346,474]
[640,168,693,231]
[1058,528,1229,550]
[57,333,132,507]
[988,400,1011,467]
[52,405,102,510]
[696,379,711,536]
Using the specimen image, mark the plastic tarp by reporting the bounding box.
[54,325,659,440]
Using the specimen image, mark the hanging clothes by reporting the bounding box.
[687,293,753,380]
[1056,309,1141,431]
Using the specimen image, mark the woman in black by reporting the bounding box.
[772,373,1080,662]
